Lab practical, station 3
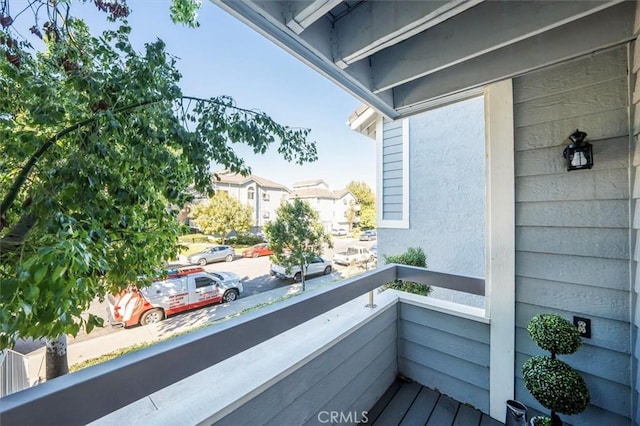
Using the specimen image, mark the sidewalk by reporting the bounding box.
[24,270,357,385]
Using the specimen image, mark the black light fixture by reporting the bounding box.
[563,129,593,171]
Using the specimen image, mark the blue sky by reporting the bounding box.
[59,1,377,191]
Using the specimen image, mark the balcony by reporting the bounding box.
[0,265,500,425]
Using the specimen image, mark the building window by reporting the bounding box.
[247,187,255,200]
[263,211,270,219]
[262,193,270,201]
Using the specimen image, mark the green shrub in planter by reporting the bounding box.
[522,314,590,426]
[379,247,431,296]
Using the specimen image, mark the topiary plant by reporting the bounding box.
[522,314,590,426]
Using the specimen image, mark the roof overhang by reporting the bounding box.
[212,0,636,120]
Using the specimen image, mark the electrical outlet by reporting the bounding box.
[573,316,591,338]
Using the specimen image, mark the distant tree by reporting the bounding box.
[265,199,332,291]
[190,192,253,242]
[359,207,376,230]
[380,247,431,296]
[346,181,376,229]
[0,2,316,379]
[345,199,358,230]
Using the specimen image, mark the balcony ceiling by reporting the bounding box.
[212,0,636,119]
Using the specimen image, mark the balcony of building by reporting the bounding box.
[1,265,508,425]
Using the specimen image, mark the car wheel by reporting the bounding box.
[323,266,332,275]
[140,309,163,326]
[252,253,259,258]
[198,258,207,266]
[223,289,238,302]
[225,254,234,262]
[294,272,302,283]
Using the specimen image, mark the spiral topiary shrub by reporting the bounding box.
[522,314,590,426]
[527,314,582,355]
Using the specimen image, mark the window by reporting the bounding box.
[263,211,270,219]
[195,277,215,289]
[262,193,270,201]
[247,187,255,200]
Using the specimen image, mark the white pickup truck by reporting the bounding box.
[332,246,375,266]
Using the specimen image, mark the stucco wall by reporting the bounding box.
[379,96,485,278]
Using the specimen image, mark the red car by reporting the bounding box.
[242,243,273,258]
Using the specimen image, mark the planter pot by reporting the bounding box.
[506,400,527,426]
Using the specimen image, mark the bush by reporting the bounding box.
[522,357,589,415]
[527,314,582,355]
[379,247,431,296]
[226,233,264,245]
[178,233,210,243]
[522,314,590,424]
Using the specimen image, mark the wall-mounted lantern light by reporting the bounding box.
[562,129,593,171]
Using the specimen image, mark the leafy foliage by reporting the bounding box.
[379,247,431,296]
[0,6,316,350]
[190,192,253,243]
[265,199,332,288]
[527,314,582,355]
[523,314,590,423]
[522,357,589,415]
[346,180,375,229]
[530,416,552,426]
[169,0,202,28]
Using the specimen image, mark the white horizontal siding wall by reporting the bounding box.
[513,45,632,425]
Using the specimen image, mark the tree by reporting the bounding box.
[0,1,316,378]
[190,192,253,243]
[345,199,358,230]
[346,181,376,229]
[265,199,332,291]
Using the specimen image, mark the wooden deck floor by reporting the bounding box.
[363,378,504,426]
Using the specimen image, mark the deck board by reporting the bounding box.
[399,387,439,425]
[362,378,503,425]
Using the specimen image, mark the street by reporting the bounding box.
[14,237,377,354]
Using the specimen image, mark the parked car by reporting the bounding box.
[370,244,377,258]
[359,230,377,241]
[333,246,375,266]
[242,243,273,258]
[186,245,235,266]
[331,228,348,236]
[107,266,243,327]
[270,254,332,282]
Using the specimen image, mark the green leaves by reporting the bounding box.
[265,199,332,284]
[380,247,431,296]
[522,356,589,415]
[0,5,316,352]
[527,314,582,355]
[190,191,253,241]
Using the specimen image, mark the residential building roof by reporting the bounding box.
[214,171,290,191]
[292,188,354,200]
[292,179,328,189]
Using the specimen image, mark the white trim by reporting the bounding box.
[377,118,410,229]
[484,79,515,421]
[395,291,489,324]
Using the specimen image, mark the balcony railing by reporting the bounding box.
[0,265,484,425]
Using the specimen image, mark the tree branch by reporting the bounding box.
[0,97,163,224]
